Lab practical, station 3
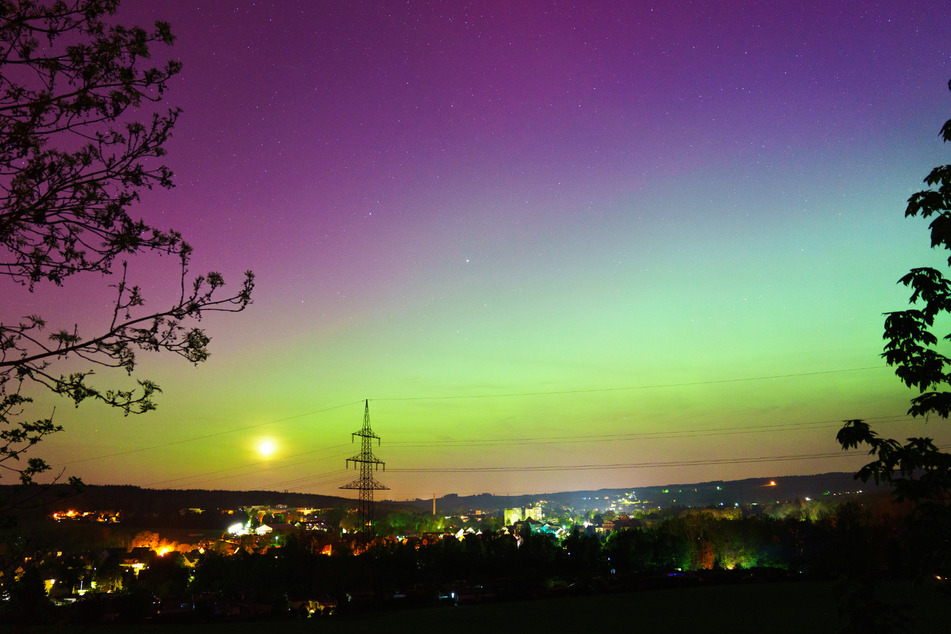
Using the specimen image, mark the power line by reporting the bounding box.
[139,414,910,489]
[140,414,916,490]
[146,445,352,488]
[170,440,951,493]
[58,399,363,467]
[387,443,951,475]
[57,364,907,494]
[384,415,913,449]
[138,439,951,496]
[56,366,887,469]
[371,366,886,402]
[387,450,864,473]
[269,472,353,491]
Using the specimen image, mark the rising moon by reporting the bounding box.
[257,439,277,458]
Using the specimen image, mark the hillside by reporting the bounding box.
[2,472,882,522]
[403,472,883,513]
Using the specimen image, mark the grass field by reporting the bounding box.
[33,578,951,634]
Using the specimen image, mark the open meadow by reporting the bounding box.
[44,578,951,634]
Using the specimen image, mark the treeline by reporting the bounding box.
[97,501,941,592]
[362,500,926,596]
[0,485,350,525]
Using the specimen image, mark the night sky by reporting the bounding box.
[12,1,951,500]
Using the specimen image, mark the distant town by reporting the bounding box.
[0,471,896,625]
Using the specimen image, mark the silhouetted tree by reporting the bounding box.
[0,0,253,494]
[561,528,604,578]
[835,77,951,632]
[0,566,50,627]
[836,78,951,586]
[93,549,125,593]
[837,78,951,506]
[138,552,188,597]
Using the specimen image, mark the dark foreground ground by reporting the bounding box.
[25,578,951,634]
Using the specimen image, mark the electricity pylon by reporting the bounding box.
[340,399,388,547]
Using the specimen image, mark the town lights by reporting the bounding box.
[227,522,250,536]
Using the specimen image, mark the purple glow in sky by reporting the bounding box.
[8,1,951,499]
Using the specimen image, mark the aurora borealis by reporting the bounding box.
[11,1,951,500]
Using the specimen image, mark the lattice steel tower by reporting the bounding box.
[340,400,388,545]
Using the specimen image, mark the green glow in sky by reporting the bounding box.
[20,2,951,499]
